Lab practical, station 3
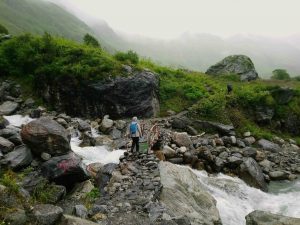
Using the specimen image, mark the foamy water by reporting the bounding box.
[192,169,300,225]
[4,115,34,127]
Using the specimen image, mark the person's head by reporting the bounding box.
[132,116,138,122]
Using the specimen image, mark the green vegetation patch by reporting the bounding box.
[0,33,123,81]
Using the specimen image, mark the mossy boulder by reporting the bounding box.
[206,55,258,81]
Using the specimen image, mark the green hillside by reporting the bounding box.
[0,0,94,42]
[1,33,300,143]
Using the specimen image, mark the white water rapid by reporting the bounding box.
[4,115,300,225]
[191,169,300,225]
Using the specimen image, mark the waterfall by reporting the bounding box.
[191,169,300,225]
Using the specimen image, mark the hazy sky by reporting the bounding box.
[50,0,300,39]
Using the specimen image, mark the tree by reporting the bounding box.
[83,33,100,48]
[0,24,8,34]
[271,69,290,80]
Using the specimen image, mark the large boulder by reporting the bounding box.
[0,101,19,115]
[239,157,268,191]
[41,153,88,190]
[159,161,222,225]
[0,145,32,171]
[21,117,71,156]
[36,71,160,118]
[246,210,300,225]
[206,55,258,81]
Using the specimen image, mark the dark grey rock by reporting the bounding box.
[239,157,268,191]
[33,204,63,225]
[0,145,32,171]
[41,153,88,190]
[258,139,281,153]
[242,147,257,158]
[36,71,160,118]
[74,205,88,219]
[0,136,15,153]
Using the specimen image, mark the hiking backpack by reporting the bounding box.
[130,122,138,134]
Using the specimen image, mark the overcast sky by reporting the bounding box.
[49,0,300,39]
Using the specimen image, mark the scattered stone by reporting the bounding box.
[243,131,251,137]
[172,132,192,148]
[257,139,281,153]
[70,180,95,200]
[239,157,268,191]
[115,120,127,130]
[0,145,32,171]
[179,146,187,153]
[41,152,51,161]
[255,151,266,162]
[33,204,63,225]
[242,147,257,158]
[75,205,88,219]
[100,115,114,133]
[244,137,256,145]
[0,136,15,153]
[0,101,19,115]
[56,118,68,128]
[245,210,300,225]
[59,214,99,225]
[163,145,176,159]
[77,119,91,132]
[269,171,289,181]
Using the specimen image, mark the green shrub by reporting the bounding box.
[0,170,20,193]
[271,69,290,80]
[0,33,122,81]
[83,33,100,48]
[114,50,139,64]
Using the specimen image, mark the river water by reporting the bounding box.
[4,115,300,225]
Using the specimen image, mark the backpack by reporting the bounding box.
[130,122,138,134]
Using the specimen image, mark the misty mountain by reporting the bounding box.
[2,0,300,77]
[0,0,96,42]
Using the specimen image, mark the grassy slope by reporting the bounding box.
[1,33,300,142]
[0,0,95,42]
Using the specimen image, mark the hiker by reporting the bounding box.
[227,83,233,94]
[128,116,142,153]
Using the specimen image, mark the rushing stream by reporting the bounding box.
[4,115,300,225]
[192,169,300,225]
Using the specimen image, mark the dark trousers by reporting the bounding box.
[131,137,139,153]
